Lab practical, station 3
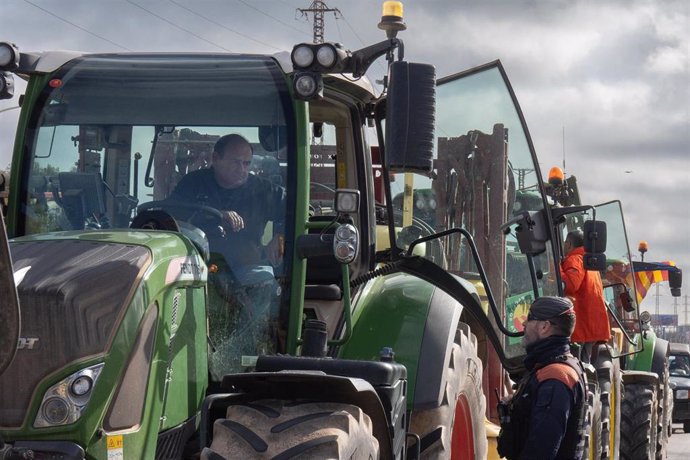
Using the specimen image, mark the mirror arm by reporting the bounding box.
[374,101,401,261]
[604,302,637,349]
[526,253,540,301]
[349,38,403,78]
[408,227,523,338]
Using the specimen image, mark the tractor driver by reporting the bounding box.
[171,133,286,283]
[561,229,611,364]
[498,296,587,460]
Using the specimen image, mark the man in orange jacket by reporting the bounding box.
[561,230,611,363]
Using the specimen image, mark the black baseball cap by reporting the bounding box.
[527,296,575,321]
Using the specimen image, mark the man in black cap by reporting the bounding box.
[498,296,588,459]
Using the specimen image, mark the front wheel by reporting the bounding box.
[408,322,488,459]
[620,381,658,460]
[202,399,379,459]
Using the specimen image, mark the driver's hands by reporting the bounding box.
[222,211,245,232]
[266,233,285,266]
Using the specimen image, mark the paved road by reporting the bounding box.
[668,423,690,460]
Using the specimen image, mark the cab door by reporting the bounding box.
[389,61,560,417]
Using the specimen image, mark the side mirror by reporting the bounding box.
[0,212,20,376]
[258,125,287,152]
[669,269,682,297]
[583,219,607,271]
[385,61,436,176]
[512,210,548,255]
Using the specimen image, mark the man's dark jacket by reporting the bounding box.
[498,335,586,459]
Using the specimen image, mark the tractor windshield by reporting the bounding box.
[16,54,295,378]
[554,200,643,355]
[391,62,559,360]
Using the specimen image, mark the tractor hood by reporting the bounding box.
[0,237,151,428]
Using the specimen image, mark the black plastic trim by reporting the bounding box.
[413,287,461,409]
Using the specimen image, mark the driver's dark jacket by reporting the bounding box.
[171,168,285,266]
[498,336,586,460]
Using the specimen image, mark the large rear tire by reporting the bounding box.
[585,382,603,460]
[620,382,658,460]
[656,358,671,459]
[202,399,379,459]
[408,322,488,459]
[597,353,622,460]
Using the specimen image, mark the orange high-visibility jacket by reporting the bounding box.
[560,247,611,343]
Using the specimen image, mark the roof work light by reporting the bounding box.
[291,42,351,100]
[0,42,20,71]
[291,1,410,101]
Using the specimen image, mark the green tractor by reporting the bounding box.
[0,3,609,459]
[547,173,683,460]
[624,259,682,459]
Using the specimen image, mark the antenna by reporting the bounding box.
[562,125,566,176]
[298,1,341,44]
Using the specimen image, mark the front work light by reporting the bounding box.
[335,189,361,214]
[316,44,337,68]
[291,44,315,68]
[0,42,20,71]
[293,72,323,100]
[291,42,350,73]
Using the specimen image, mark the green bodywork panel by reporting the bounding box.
[1,231,208,457]
[338,272,438,409]
[626,330,656,371]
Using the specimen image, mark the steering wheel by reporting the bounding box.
[135,199,226,237]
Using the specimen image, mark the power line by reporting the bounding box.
[236,0,311,37]
[341,16,366,48]
[22,0,131,51]
[341,16,387,75]
[168,0,282,51]
[125,0,232,52]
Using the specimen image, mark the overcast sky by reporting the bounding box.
[1,0,688,318]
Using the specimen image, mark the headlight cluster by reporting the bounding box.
[676,389,689,399]
[333,224,359,264]
[34,363,104,427]
[415,196,437,212]
[290,42,350,101]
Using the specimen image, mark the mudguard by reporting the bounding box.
[339,271,475,410]
[215,371,396,459]
[621,370,659,386]
[651,338,670,377]
[627,331,659,372]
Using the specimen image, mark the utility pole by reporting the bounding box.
[298,1,341,43]
[655,282,659,318]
